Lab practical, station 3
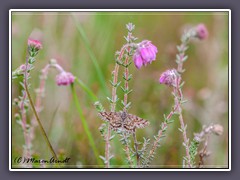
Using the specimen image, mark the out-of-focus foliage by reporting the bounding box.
[12,11,229,168]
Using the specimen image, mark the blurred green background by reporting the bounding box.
[11,11,229,168]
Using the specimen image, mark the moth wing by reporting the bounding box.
[123,116,136,133]
[127,113,150,129]
[98,112,122,130]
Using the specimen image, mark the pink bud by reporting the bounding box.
[159,69,178,87]
[133,40,158,69]
[195,24,208,40]
[28,38,43,50]
[133,53,143,69]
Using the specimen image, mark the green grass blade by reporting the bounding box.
[71,84,102,165]
[71,14,109,96]
[75,77,98,102]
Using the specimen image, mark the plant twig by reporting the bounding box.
[123,55,130,111]
[105,63,120,168]
[133,131,140,167]
[145,104,178,167]
[174,29,198,168]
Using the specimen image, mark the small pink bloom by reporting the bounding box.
[133,53,143,69]
[195,24,208,40]
[15,64,31,75]
[212,124,223,136]
[28,38,43,50]
[56,71,75,86]
[133,40,158,69]
[159,69,178,87]
[19,64,31,71]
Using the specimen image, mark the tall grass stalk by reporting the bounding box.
[71,14,108,96]
[71,84,102,165]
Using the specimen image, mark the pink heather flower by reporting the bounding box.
[212,124,224,136]
[133,40,158,69]
[19,64,31,71]
[133,53,143,69]
[159,69,178,87]
[28,38,43,50]
[195,24,208,40]
[56,71,75,86]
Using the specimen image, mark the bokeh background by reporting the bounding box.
[11,11,229,168]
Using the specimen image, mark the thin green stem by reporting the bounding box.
[71,84,102,165]
[74,78,98,102]
[24,81,58,160]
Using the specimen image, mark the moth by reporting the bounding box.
[98,111,149,133]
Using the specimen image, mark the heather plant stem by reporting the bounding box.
[19,58,32,166]
[122,49,135,167]
[174,30,196,168]
[124,139,134,168]
[20,90,32,168]
[35,65,50,112]
[174,78,191,168]
[179,112,191,168]
[123,55,129,111]
[177,105,191,168]
[133,131,140,167]
[105,125,111,168]
[19,90,31,157]
[110,64,120,111]
[120,130,134,168]
[146,104,178,166]
[198,135,209,168]
[71,84,102,165]
[104,63,120,168]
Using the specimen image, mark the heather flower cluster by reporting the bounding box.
[49,61,75,86]
[133,40,158,69]
[28,39,42,50]
[56,71,75,86]
[27,39,43,56]
[159,69,178,87]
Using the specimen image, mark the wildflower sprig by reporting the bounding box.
[24,40,58,162]
[175,24,208,168]
[143,105,176,167]
[120,23,136,112]
[118,23,139,167]
[194,124,223,168]
[157,24,208,168]
[188,138,200,167]
[138,137,150,166]
[96,23,157,168]
[12,39,58,167]
[117,130,134,167]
